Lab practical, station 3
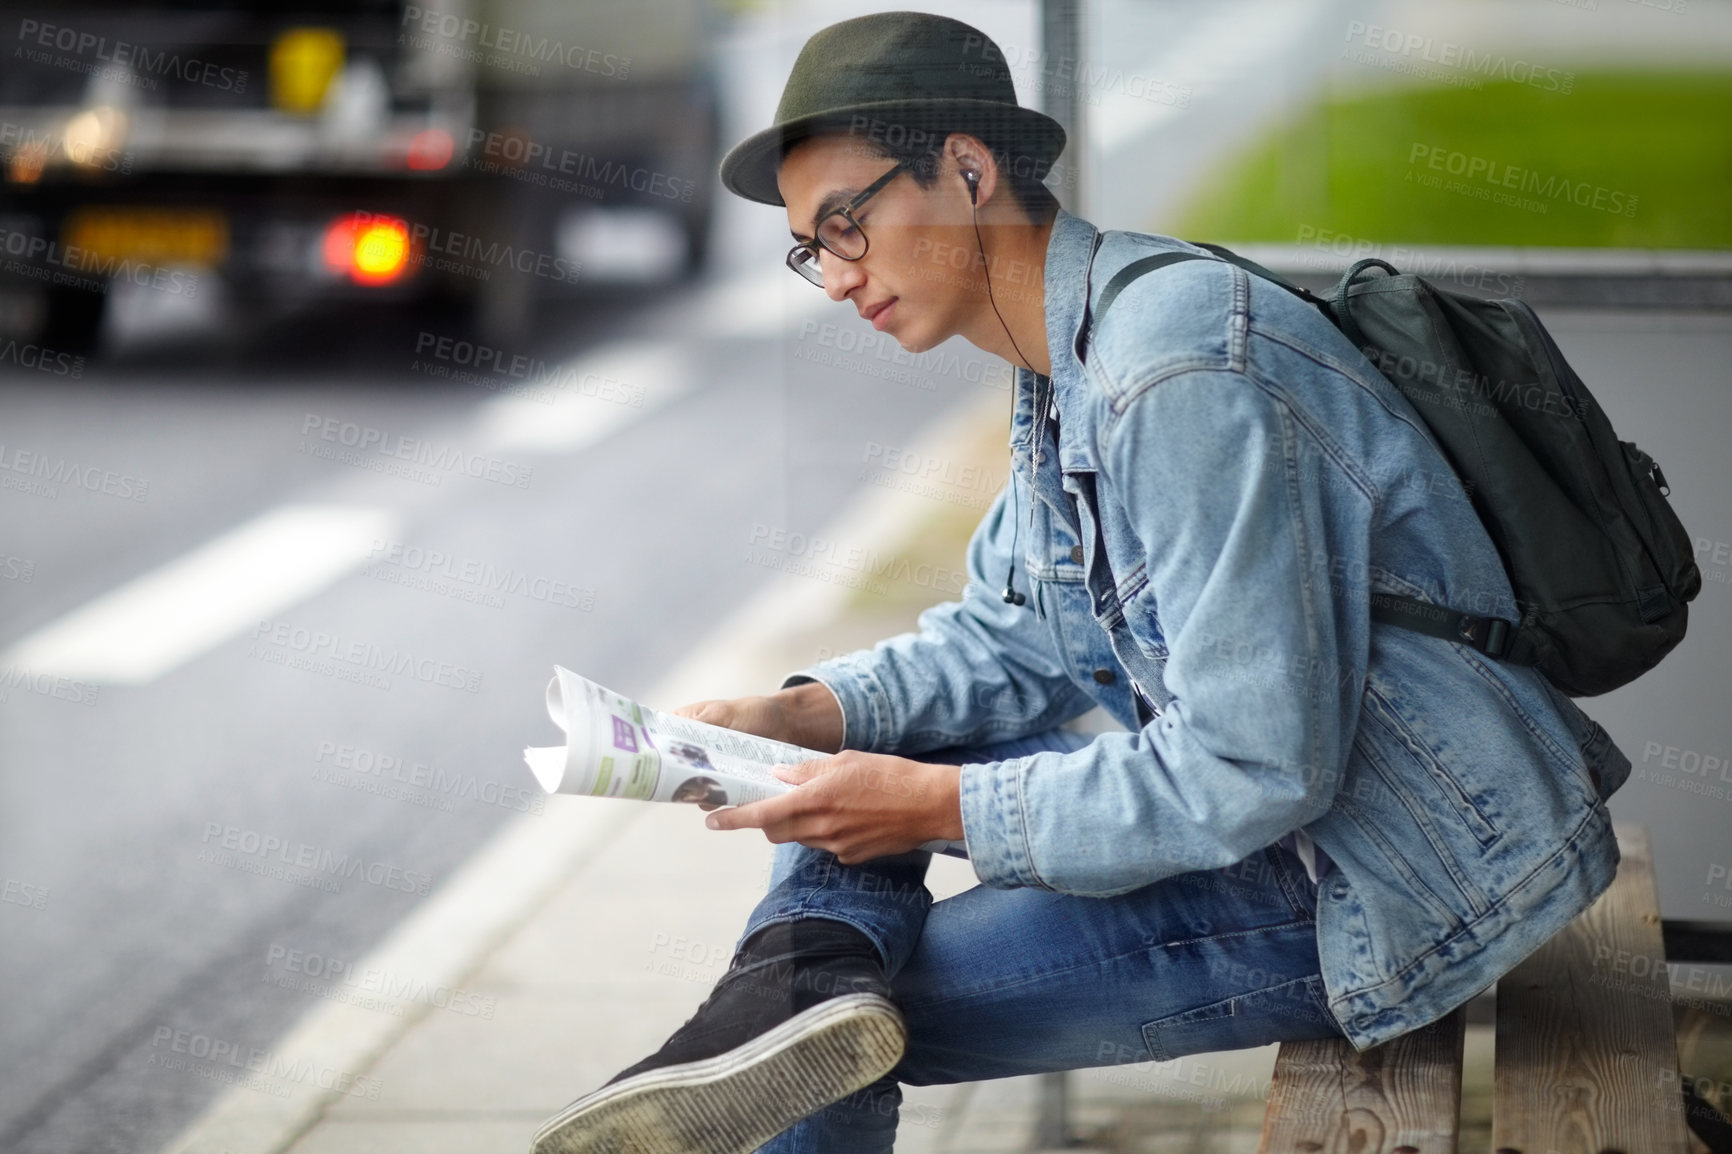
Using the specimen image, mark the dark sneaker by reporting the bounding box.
[530,917,906,1154]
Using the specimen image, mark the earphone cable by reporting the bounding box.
[972,199,1034,376]
[971,183,1041,608]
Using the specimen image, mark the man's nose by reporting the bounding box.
[822,251,865,302]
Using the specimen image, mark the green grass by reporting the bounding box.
[1170,71,1732,248]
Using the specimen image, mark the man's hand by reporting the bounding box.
[672,682,843,753]
[671,683,846,811]
[703,751,964,864]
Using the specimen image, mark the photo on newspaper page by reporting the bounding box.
[523,666,966,856]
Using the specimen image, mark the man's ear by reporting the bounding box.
[944,133,997,205]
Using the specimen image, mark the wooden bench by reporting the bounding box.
[1256,823,1704,1154]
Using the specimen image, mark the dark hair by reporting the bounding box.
[792,114,1062,224]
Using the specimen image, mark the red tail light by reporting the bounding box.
[322,213,412,286]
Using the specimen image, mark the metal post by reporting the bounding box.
[1040,0,1086,215]
[1033,6,1084,1145]
[1033,1065,1072,1149]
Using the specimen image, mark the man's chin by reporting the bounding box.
[889,327,940,355]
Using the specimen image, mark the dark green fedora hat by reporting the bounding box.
[719,11,1066,207]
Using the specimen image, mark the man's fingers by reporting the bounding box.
[704,793,796,831]
[773,760,819,783]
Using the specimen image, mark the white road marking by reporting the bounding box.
[476,340,694,454]
[1,505,397,685]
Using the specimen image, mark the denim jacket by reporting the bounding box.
[783,209,1631,1052]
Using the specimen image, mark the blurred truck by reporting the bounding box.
[0,0,722,352]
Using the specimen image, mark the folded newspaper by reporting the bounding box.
[523,667,967,856]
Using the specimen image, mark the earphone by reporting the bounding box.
[958,163,1031,606]
[962,166,1039,609]
[1002,489,1027,604]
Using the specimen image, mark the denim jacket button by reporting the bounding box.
[1070,545,1085,564]
[1093,669,1117,685]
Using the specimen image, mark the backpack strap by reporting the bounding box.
[1329,257,1400,352]
[1193,242,1331,307]
[1093,251,1217,328]
[1079,243,1524,664]
[1369,594,1517,660]
[1085,246,1335,355]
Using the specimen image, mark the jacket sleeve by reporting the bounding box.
[779,478,1099,755]
[959,369,1370,895]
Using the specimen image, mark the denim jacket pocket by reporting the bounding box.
[1023,485,1087,584]
[1118,581,1167,662]
[1066,470,1129,621]
[1446,641,1605,815]
[1347,680,1501,922]
[1065,471,1174,717]
[1357,682,1504,851]
[1103,579,1176,719]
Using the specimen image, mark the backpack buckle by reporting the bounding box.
[1457,614,1515,659]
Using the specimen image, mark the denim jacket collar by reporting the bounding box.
[1007,209,1105,559]
[1018,209,1104,476]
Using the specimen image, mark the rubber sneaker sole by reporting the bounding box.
[529,991,907,1154]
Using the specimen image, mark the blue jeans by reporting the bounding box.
[741,728,1347,1153]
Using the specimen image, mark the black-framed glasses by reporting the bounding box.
[785,161,906,288]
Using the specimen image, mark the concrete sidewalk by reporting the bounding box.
[273,778,1052,1154]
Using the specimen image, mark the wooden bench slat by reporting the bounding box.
[1258,1007,1466,1154]
[1493,823,1693,1154]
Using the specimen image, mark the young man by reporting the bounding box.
[530,13,1630,1154]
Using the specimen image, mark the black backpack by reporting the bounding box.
[1083,244,1701,698]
